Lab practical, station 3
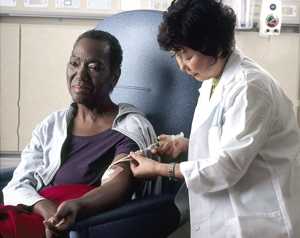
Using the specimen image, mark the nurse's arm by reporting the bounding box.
[130,152,184,179]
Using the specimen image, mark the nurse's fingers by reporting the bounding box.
[129,153,145,175]
[158,134,172,142]
[129,152,148,167]
[151,142,167,154]
[129,152,147,160]
[156,142,173,155]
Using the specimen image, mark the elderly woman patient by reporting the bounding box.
[0,30,157,238]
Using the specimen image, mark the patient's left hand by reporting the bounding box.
[44,199,80,232]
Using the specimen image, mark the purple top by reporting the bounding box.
[52,129,139,186]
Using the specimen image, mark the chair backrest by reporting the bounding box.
[95,10,201,137]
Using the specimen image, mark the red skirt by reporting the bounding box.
[0,184,94,238]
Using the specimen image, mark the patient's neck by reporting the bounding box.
[73,102,118,136]
[76,100,118,122]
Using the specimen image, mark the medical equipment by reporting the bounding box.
[259,0,282,36]
[102,132,184,182]
[223,0,254,29]
[101,142,159,184]
[107,132,184,170]
[113,142,159,165]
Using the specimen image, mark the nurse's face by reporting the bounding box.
[175,47,224,81]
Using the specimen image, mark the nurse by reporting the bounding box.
[129,0,300,237]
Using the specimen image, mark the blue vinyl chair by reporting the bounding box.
[0,10,201,238]
[68,10,200,238]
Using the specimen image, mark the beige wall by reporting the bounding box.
[19,23,95,149]
[236,32,300,114]
[0,23,20,151]
[0,17,299,152]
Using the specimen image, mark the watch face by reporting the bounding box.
[266,14,279,27]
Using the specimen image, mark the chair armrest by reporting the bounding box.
[70,194,180,238]
[0,167,15,204]
[0,167,14,185]
[71,194,175,229]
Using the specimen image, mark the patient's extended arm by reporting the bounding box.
[44,153,134,232]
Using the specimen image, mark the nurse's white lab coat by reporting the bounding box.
[180,50,300,238]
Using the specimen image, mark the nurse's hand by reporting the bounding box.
[130,152,161,178]
[152,134,189,158]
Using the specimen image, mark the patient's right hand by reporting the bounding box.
[32,199,59,238]
[152,134,189,158]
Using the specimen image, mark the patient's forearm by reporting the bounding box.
[75,166,133,218]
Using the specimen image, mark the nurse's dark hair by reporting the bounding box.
[157,0,236,58]
[74,29,123,76]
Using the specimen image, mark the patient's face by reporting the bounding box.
[66,38,113,105]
